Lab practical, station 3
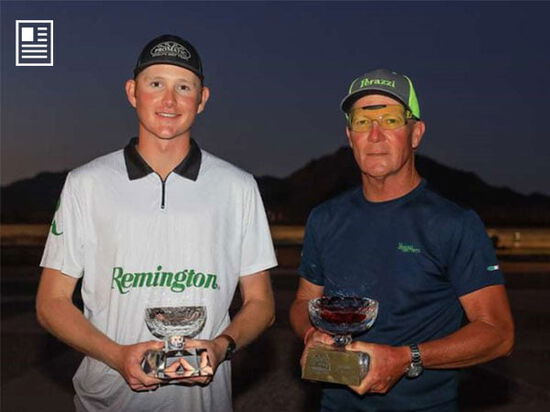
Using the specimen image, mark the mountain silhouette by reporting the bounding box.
[256,147,550,226]
[2,148,550,225]
[2,171,69,224]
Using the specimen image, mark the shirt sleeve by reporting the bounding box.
[298,208,325,286]
[40,173,85,278]
[446,209,505,297]
[239,178,278,276]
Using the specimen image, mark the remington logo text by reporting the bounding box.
[111,265,219,294]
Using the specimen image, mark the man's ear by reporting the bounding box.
[197,86,210,114]
[125,79,137,108]
[411,120,426,150]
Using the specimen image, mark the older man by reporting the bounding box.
[290,69,514,411]
[36,34,277,411]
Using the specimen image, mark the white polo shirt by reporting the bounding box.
[41,138,277,412]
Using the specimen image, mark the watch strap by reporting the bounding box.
[406,343,423,378]
[217,334,237,361]
[410,343,422,364]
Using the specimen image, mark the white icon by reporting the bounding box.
[15,20,54,67]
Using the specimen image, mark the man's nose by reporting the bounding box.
[162,88,176,107]
[367,121,384,142]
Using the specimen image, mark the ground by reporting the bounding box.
[1,246,550,411]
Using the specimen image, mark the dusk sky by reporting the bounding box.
[2,1,549,196]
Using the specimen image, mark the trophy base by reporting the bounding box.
[302,345,369,386]
[142,347,213,380]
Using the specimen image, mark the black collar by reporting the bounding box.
[123,137,202,181]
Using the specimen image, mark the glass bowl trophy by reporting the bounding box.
[141,306,213,380]
[302,296,378,386]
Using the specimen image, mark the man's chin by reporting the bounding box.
[157,136,180,141]
[359,163,389,177]
[155,134,187,141]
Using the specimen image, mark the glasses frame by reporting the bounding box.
[346,104,413,133]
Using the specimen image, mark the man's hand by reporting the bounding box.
[181,337,228,384]
[164,356,201,380]
[345,342,410,395]
[112,340,165,391]
[154,338,225,386]
[157,336,229,386]
[300,328,334,369]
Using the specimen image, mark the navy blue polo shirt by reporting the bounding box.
[299,180,504,411]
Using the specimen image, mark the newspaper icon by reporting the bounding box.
[15,20,54,66]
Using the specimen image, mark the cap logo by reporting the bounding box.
[358,78,395,89]
[150,41,191,60]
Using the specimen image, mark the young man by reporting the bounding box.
[290,69,514,411]
[36,34,277,411]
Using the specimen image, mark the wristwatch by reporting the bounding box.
[406,343,423,378]
[217,334,237,361]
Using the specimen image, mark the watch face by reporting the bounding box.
[407,363,423,378]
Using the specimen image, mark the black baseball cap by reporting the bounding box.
[340,69,420,119]
[133,34,204,81]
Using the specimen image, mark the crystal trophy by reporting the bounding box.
[141,306,213,379]
[302,296,378,386]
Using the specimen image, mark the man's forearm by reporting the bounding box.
[36,295,122,370]
[420,285,514,369]
[289,278,324,339]
[220,297,275,349]
[420,318,514,369]
[217,271,276,350]
[37,268,167,390]
[289,298,312,339]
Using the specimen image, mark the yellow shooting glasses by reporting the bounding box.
[347,104,413,133]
